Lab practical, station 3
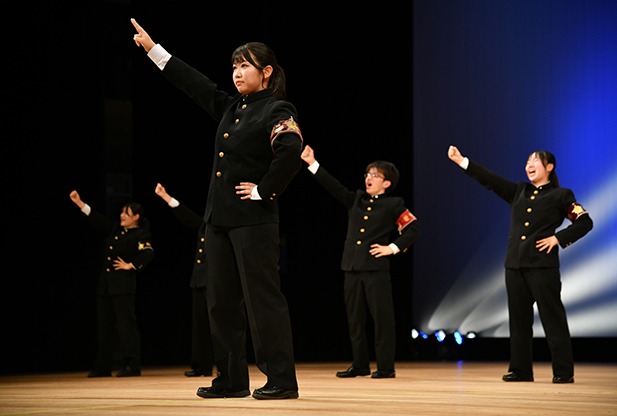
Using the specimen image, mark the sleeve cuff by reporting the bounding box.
[81,204,91,216]
[389,243,400,255]
[169,198,180,208]
[251,186,262,200]
[460,157,469,170]
[147,44,172,70]
[308,160,320,174]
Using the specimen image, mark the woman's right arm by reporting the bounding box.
[70,190,113,235]
[69,190,86,210]
[131,19,231,120]
[155,183,203,231]
[448,146,518,203]
[131,19,155,52]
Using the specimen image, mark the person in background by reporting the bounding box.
[447,145,592,384]
[155,183,213,378]
[70,190,153,378]
[301,145,420,379]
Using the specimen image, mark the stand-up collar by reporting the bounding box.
[242,89,274,104]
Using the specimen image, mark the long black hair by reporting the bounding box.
[231,42,287,100]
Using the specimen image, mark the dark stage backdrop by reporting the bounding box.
[5,0,615,375]
[412,0,617,343]
[5,0,413,374]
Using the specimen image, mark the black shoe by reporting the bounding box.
[502,372,534,382]
[87,370,111,378]
[553,376,574,384]
[252,385,299,400]
[185,368,213,377]
[196,386,250,399]
[371,369,396,379]
[117,367,141,377]
[336,366,371,378]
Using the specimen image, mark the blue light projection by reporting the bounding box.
[412,0,617,338]
[425,170,617,337]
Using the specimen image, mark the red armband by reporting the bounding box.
[270,117,303,150]
[396,210,417,234]
[567,203,588,222]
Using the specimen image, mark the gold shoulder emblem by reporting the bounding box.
[567,203,588,222]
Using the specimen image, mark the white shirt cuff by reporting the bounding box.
[81,204,91,216]
[308,160,320,174]
[169,198,180,208]
[460,157,469,170]
[389,243,400,255]
[251,186,262,200]
[148,44,172,70]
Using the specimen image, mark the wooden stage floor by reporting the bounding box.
[1,362,616,415]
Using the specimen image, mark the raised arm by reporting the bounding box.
[69,190,86,210]
[156,183,204,230]
[70,190,114,235]
[155,183,173,204]
[448,145,518,203]
[448,145,465,166]
[301,144,316,166]
[131,18,156,52]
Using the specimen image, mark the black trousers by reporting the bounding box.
[505,267,573,377]
[204,223,297,392]
[190,287,213,373]
[94,294,140,372]
[344,270,396,371]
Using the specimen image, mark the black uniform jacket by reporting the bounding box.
[171,203,207,289]
[86,209,154,296]
[465,160,593,269]
[313,166,421,272]
[162,57,303,227]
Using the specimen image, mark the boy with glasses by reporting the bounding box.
[301,145,420,378]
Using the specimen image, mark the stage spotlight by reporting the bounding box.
[411,329,428,339]
[466,332,477,339]
[435,330,446,343]
[453,331,463,345]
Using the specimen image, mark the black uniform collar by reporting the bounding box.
[242,89,274,104]
[364,192,387,199]
[533,181,554,191]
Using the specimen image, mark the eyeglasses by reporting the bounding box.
[364,173,385,179]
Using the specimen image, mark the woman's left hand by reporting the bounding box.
[536,236,559,254]
[113,257,134,270]
[236,182,257,200]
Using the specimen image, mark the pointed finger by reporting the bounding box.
[130,18,143,33]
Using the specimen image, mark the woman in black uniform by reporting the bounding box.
[447,146,592,384]
[70,190,153,377]
[132,19,302,399]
